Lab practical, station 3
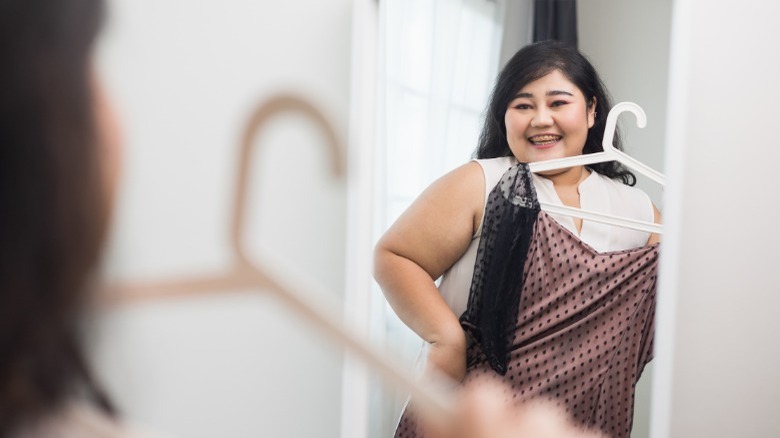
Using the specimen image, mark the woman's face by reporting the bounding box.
[504,69,595,164]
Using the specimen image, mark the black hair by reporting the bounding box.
[0,0,114,433]
[475,40,636,185]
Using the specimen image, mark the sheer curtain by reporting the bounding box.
[369,0,505,435]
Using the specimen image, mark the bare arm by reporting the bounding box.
[374,162,485,380]
[647,203,662,245]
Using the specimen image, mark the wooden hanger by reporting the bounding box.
[100,94,456,426]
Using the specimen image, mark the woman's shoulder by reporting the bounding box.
[473,156,517,174]
[472,156,517,194]
[431,157,513,196]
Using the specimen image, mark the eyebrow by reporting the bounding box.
[514,90,574,98]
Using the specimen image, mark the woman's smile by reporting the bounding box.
[528,133,563,148]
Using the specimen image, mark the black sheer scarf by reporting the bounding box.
[459,163,540,375]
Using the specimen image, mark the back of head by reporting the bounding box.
[475,40,635,185]
[0,0,112,433]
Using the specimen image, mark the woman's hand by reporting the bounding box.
[425,328,467,382]
[423,376,607,438]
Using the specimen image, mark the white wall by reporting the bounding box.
[578,0,672,206]
[654,1,780,436]
[577,2,673,437]
[91,1,352,437]
[499,0,533,65]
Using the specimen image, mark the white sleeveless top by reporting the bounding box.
[438,157,655,318]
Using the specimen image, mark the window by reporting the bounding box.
[369,0,506,435]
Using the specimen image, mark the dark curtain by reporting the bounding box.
[533,0,578,48]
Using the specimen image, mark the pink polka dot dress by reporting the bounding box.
[394,162,658,438]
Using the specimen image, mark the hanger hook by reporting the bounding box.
[231,94,345,267]
[602,102,647,152]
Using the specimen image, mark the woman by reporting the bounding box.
[0,0,147,436]
[375,41,661,437]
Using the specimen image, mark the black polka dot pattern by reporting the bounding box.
[394,212,659,438]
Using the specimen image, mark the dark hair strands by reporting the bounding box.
[0,0,115,434]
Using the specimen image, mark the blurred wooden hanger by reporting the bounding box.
[101,94,456,426]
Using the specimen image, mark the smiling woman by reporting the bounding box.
[374,40,661,438]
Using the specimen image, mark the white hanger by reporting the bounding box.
[527,102,664,234]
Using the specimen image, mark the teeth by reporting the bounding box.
[530,135,561,144]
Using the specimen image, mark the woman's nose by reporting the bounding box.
[530,108,553,127]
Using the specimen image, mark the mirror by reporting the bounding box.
[88,0,673,437]
[370,0,672,437]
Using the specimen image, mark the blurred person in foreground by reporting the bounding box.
[0,0,139,435]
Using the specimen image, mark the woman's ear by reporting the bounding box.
[587,98,597,128]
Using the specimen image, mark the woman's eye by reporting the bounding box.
[514,103,532,110]
[551,100,568,107]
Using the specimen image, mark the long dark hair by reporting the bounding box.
[475,40,636,185]
[0,0,114,433]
